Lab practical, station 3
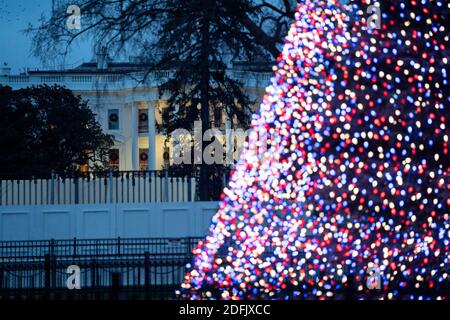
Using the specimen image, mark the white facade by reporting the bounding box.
[0,61,270,171]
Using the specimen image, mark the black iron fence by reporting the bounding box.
[0,237,202,300]
[1,237,448,300]
[0,169,231,206]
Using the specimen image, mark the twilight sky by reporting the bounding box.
[0,0,92,73]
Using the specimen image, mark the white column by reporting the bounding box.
[131,102,139,170]
[147,101,157,170]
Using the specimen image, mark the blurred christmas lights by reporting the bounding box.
[179,0,449,300]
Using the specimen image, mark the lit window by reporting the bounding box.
[109,149,119,170]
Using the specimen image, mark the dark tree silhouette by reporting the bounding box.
[0,85,114,178]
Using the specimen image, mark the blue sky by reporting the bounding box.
[0,0,91,72]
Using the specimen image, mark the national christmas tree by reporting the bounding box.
[179,0,449,300]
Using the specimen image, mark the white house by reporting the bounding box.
[0,58,271,171]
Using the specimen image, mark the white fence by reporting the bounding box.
[0,171,198,206]
[0,202,219,241]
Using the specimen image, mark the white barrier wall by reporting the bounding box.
[0,202,219,241]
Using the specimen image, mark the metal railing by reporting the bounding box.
[0,169,231,206]
[1,237,448,300]
[0,237,202,300]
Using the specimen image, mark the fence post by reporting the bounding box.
[109,170,114,203]
[187,173,192,202]
[195,174,200,201]
[49,238,55,256]
[187,237,195,265]
[44,253,51,298]
[0,266,3,290]
[144,251,150,298]
[50,170,56,205]
[73,237,77,257]
[163,169,169,202]
[91,259,97,289]
[74,175,79,204]
[111,272,122,300]
[50,239,56,291]
[344,273,355,300]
